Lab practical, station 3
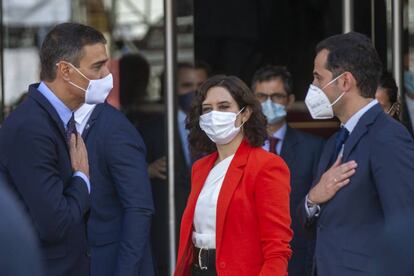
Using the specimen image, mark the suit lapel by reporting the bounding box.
[216,140,250,254]
[342,104,382,161]
[280,126,299,166]
[28,84,67,143]
[82,104,105,141]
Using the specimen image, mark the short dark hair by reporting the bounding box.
[186,75,267,155]
[40,22,107,81]
[316,32,382,98]
[251,65,293,95]
[379,71,398,104]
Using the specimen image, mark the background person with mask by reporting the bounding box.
[300,32,414,276]
[75,104,154,275]
[140,62,209,275]
[252,65,324,276]
[0,23,97,276]
[175,75,292,276]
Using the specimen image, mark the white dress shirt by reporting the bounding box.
[262,122,287,154]
[192,154,235,249]
[305,99,379,217]
[74,104,96,135]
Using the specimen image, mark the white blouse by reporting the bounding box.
[192,154,235,249]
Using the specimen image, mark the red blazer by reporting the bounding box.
[175,140,292,276]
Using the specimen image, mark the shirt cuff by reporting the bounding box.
[305,194,320,218]
[73,171,90,194]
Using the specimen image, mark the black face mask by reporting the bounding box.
[178,91,195,113]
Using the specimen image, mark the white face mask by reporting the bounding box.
[199,107,245,145]
[65,63,113,104]
[305,73,346,119]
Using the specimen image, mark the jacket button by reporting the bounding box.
[219,262,226,269]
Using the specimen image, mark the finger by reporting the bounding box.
[340,169,356,181]
[159,173,167,180]
[155,171,167,180]
[330,155,342,168]
[334,178,350,191]
[340,161,358,173]
[159,162,167,169]
[70,133,76,149]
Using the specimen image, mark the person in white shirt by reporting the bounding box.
[175,75,292,276]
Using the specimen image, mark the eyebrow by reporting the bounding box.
[202,100,231,106]
[313,71,322,79]
[91,58,109,68]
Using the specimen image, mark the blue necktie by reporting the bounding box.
[66,113,77,143]
[333,126,349,160]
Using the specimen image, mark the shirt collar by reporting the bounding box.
[37,81,73,128]
[74,104,96,125]
[270,122,287,140]
[343,99,378,134]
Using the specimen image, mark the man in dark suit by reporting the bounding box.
[74,102,154,276]
[140,62,208,275]
[252,65,324,276]
[0,179,43,276]
[0,23,106,275]
[300,32,414,276]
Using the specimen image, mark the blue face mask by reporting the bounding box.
[404,70,414,97]
[178,91,195,113]
[261,99,287,124]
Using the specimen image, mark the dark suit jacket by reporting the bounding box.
[83,103,154,276]
[0,84,90,276]
[280,127,324,276]
[0,179,43,276]
[139,116,190,275]
[299,104,414,276]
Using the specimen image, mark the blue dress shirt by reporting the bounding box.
[37,82,90,193]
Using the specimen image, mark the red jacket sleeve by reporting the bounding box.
[255,156,293,276]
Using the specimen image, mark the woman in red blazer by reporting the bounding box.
[175,75,292,276]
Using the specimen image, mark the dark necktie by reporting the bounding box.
[333,126,349,160]
[268,136,279,155]
[66,113,77,143]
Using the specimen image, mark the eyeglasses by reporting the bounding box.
[255,92,288,103]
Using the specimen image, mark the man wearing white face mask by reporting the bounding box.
[0,23,99,276]
[299,32,414,276]
[252,65,324,276]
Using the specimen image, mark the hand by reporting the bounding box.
[148,156,167,180]
[69,133,89,179]
[308,156,357,205]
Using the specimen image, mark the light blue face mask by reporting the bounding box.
[261,99,287,124]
